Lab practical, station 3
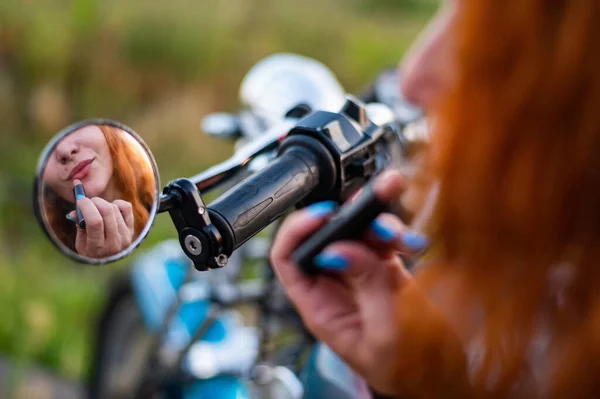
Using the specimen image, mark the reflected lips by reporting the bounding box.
[68,159,94,180]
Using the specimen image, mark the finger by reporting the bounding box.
[112,200,135,232]
[112,202,133,245]
[372,168,406,204]
[270,201,337,266]
[347,187,363,203]
[346,168,405,205]
[75,227,87,255]
[66,210,77,224]
[315,240,408,293]
[363,169,429,253]
[76,197,104,248]
[364,214,429,255]
[314,241,410,343]
[90,197,119,247]
[364,213,408,252]
[270,201,337,290]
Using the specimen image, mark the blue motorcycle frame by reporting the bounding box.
[129,239,367,399]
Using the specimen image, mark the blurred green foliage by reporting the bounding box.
[0,0,437,384]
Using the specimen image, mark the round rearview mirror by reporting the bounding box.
[34,120,160,265]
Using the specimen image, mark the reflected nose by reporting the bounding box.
[54,136,79,164]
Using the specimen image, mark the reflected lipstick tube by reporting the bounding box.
[74,183,86,229]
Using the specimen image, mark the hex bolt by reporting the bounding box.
[184,235,203,256]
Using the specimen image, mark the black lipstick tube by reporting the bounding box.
[292,185,389,275]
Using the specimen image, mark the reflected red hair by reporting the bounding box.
[44,125,156,251]
[421,0,600,396]
[100,125,156,236]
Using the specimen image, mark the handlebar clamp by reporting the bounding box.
[163,178,227,271]
[287,96,386,201]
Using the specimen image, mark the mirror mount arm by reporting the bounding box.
[158,193,178,213]
[162,178,229,271]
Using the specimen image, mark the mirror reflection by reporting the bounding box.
[38,121,159,261]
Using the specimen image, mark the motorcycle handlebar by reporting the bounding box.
[207,135,337,255]
[164,98,403,271]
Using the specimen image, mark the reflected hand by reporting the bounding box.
[69,180,135,258]
[269,170,429,395]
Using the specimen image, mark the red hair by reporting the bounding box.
[415,0,600,396]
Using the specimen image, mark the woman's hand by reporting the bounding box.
[269,170,429,396]
[69,180,135,258]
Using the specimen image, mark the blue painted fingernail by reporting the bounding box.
[401,231,429,251]
[76,193,85,200]
[314,252,348,271]
[65,213,76,223]
[370,219,398,242]
[306,201,337,218]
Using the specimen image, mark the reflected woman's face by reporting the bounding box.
[44,125,113,202]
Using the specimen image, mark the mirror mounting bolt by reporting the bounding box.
[184,235,203,256]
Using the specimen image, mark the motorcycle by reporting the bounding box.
[33,53,425,398]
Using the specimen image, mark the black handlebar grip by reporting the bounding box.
[208,136,335,254]
[291,185,388,275]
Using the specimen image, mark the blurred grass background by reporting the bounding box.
[0,0,438,385]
